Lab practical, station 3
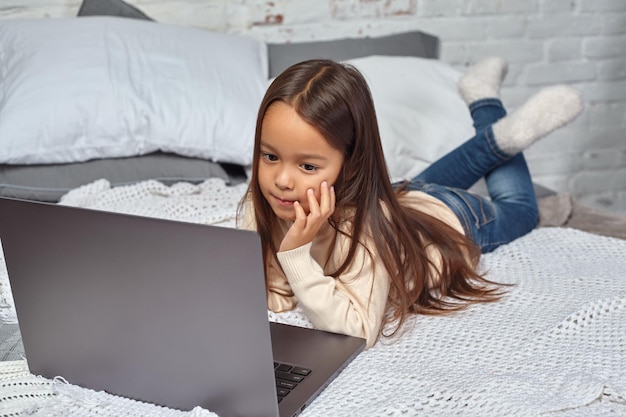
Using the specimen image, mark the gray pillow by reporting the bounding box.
[77,0,153,20]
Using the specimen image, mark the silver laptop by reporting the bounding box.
[0,197,365,417]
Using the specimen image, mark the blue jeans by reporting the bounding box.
[397,98,539,253]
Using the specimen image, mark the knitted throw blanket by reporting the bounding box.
[1,179,625,417]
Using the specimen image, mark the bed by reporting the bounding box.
[1,1,625,416]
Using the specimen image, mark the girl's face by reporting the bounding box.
[258,101,344,221]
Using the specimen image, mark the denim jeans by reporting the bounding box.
[396,98,539,253]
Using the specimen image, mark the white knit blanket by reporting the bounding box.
[1,179,625,417]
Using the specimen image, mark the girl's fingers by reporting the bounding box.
[280,199,314,251]
[329,185,336,215]
[318,181,329,214]
[293,200,307,225]
[279,183,334,252]
[306,188,319,217]
[318,181,335,217]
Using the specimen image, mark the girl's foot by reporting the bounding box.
[492,85,583,155]
[458,57,509,104]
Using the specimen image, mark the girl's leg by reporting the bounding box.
[477,152,540,252]
[412,135,539,252]
[413,98,509,190]
[415,157,538,253]
[413,57,510,189]
[413,84,584,191]
[471,84,583,251]
[408,57,584,252]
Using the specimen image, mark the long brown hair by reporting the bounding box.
[241,59,502,337]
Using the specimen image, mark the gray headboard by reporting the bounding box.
[267,31,440,78]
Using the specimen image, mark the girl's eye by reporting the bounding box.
[300,163,318,172]
[261,152,278,162]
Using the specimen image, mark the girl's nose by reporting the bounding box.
[275,168,293,190]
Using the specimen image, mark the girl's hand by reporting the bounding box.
[279,181,335,252]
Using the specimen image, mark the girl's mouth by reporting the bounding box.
[273,195,295,207]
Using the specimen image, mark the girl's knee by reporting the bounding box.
[494,200,539,240]
[516,202,539,235]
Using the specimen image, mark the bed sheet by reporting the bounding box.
[0,178,625,417]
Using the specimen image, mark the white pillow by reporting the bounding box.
[344,56,475,181]
[0,17,268,166]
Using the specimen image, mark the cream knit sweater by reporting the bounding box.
[243,191,464,348]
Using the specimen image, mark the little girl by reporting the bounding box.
[239,57,582,348]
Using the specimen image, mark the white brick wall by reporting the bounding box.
[2,0,625,215]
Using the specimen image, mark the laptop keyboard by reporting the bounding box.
[274,362,312,403]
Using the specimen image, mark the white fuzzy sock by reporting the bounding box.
[492,85,583,155]
[458,57,509,104]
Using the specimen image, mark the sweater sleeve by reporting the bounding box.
[276,239,390,348]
